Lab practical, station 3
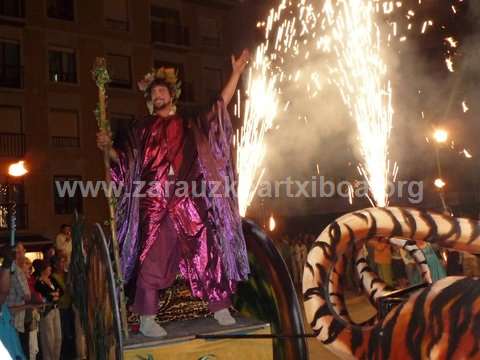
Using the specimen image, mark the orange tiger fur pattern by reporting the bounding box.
[303,207,480,359]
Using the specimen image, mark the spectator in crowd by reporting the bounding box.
[21,259,40,360]
[41,246,56,266]
[6,243,31,358]
[35,260,62,360]
[31,260,42,280]
[417,241,446,282]
[400,247,420,286]
[51,256,75,359]
[371,239,394,287]
[55,225,72,268]
[0,245,25,360]
[391,246,408,287]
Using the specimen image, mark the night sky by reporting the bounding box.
[229,0,480,217]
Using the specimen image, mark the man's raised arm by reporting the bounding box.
[220,49,250,107]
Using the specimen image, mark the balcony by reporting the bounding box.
[0,0,25,19]
[52,136,80,148]
[0,64,23,88]
[151,22,190,47]
[0,202,28,230]
[0,133,25,157]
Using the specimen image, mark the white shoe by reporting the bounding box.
[139,315,167,337]
[214,308,236,326]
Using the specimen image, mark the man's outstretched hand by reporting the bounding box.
[231,49,250,76]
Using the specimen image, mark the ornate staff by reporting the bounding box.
[92,57,129,339]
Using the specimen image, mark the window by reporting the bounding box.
[0,182,27,230]
[0,0,25,18]
[0,40,22,88]
[151,6,189,46]
[203,68,223,103]
[49,109,80,147]
[0,106,24,157]
[49,47,77,83]
[53,175,83,214]
[47,0,74,21]
[105,0,128,31]
[107,54,131,88]
[199,18,220,47]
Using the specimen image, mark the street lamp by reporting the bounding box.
[269,214,276,232]
[434,178,446,189]
[7,161,28,247]
[433,129,448,144]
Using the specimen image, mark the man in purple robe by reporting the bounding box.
[97,50,250,337]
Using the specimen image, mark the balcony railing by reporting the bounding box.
[0,64,23,88]
[52,136,80,148]
[151,22,190,47]
[0,133,25,157]
[105,18,129,32]
[0,0,25,18]
[0,202,28,229]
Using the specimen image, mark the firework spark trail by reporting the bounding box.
[236,44,278,217]
[323,0,394,207]
[236,0,320,216]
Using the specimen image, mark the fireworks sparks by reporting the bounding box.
[445,36,458,48]
[323,0,394,207]
[445,57,454,72]
[462,149,472,159]
[236,45,279,217]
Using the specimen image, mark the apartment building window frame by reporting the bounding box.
[47,0,75,22]
[199,17,221,48]
[107,54,132,89]
[104,0,129,32]
[0,0,25,19]
[0,105,25,157]
[0,39,23,89]
[48,46,78,84]
[53,175,83,215]
[150,6,190,47]
[49,108,81,148]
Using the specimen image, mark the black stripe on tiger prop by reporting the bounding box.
[303,207,480,359]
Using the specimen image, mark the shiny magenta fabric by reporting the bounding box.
[111,99,249,306]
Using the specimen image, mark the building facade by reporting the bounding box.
[0,0,238,241]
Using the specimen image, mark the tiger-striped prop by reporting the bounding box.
[355,237,432,307]
[303,207,480,359]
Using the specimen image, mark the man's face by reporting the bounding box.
[63,226,72,238]
[16,243,25,260]
[151,85,172,112]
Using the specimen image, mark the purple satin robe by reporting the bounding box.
[111,98,249,304]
